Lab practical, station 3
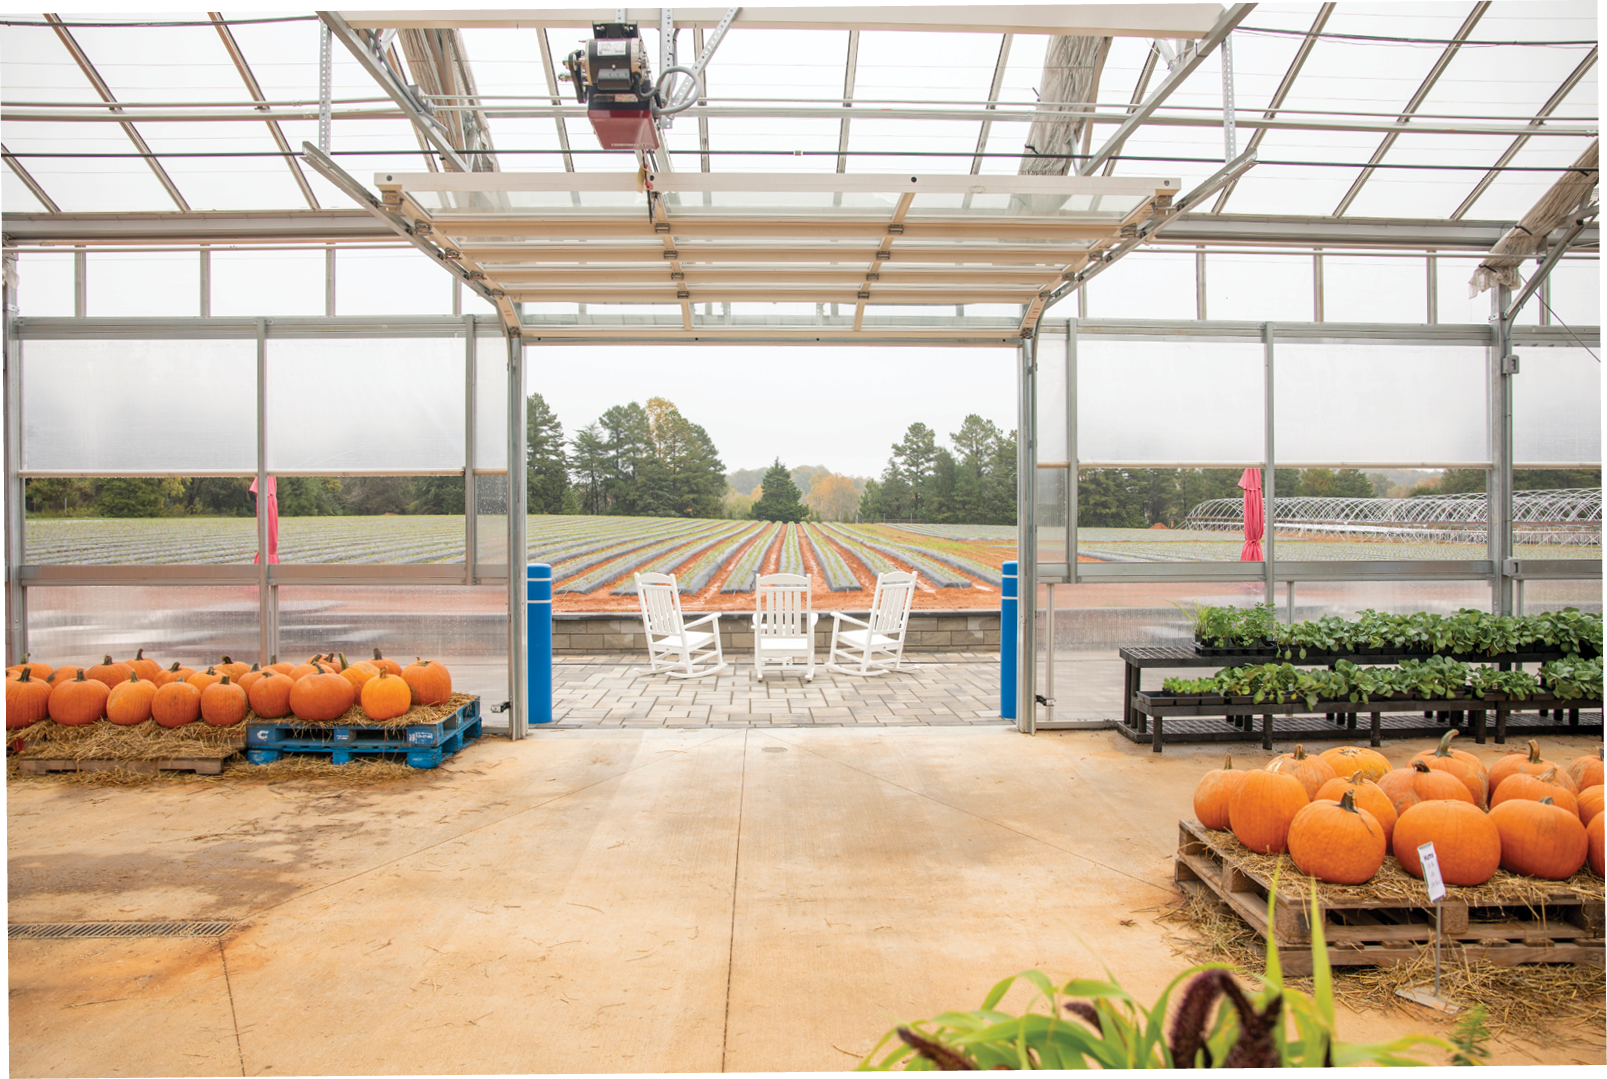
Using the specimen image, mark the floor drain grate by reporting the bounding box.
[9,921,235,940]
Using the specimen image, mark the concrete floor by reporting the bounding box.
[9,727,1604,1075]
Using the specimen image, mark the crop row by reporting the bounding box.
[802,524,862,592]
[548,521,704,581]
[824,524,971,588]
[820,524,903,578]
[671,522,765,594]
[776,524,805,577]
[853,526,1002,587]
[557,524,725,595]
[720,523,780,593]
[611,523,746,595]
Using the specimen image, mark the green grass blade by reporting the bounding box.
[1308,878,1335,1029]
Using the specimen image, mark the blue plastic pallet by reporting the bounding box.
[245,697,481,769]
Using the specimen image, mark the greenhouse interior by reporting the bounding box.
[3,3,1604,1074]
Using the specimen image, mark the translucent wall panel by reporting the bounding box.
[1086,251,1194,320]
[211,248,326,317]
[1035,330,1067,464]
[335,250,455,316]
[1546,259,1600,327]
[1036,466,1067,566]
[277,585,507,702]
[1274,344,1487,466]
[26,585,262,668]
[1322,256,1426,324]
[16,251,73,316]
[24,516,257,565]
[1207,254,1313,323]
[1521,579,1602,616]
[23,339,258,472]
[475,473,509,565]
[1078,339,1264,464]
[1514,348,1600,465]
[88,251,198,317]
[476,334,509,471]
[278,507,466,565]
[265,338,464,472]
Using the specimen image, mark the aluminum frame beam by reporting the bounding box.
[1,145,60,213]
[1451,46,1598,221]
[42,14,190,211]
[339,7,1227,36]
[1078,3,1253,176]
[208,12,321,210]
[1331,2,1490,218]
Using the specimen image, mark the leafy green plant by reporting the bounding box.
[1449,1004,1491,1066]
[1179,603,1280,649]
[1393,656,1471,700]
[1470,665,1540,700]
[1540,655,1603,700]
[858,878,1452,1070]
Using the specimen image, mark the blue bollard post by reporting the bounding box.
[1000,560,1017,719]
[528,563,553,725]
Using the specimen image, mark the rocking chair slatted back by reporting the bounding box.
[868,571,917,636]
[637,572,684,637]
[755,573,812,638]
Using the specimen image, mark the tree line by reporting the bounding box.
[855,416,1018,525]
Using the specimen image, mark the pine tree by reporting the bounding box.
[750,459,808,522]
[526,392,570,514]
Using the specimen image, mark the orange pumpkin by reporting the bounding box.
[1393,799,1501,887]
[125,647,162,682]
[1287,791,1387,885]
[370,648,404,677]
[1317,745,1392,783]
[360,669,413,722]
[236,664,265,697]
[150,680,202,728]
[1489,797,1588,880]
[105,672,158,726]
[1588,813,1604,877]
[200,676,249,728]
[1229,768,1309,855]
[6,667,53,729]
[86,654,134,690]
[1314,772,1398,853]
[336,653,380,699]
[1193,754,1245,831]
[1377,760,1474,815]
[286,661,333,683]
[153,661,194,687]
[1567,748,1605,793]
[289,670,356,722]
[186,666,223,693]
[215,655,251,681]
[47,670,110,726]
[1489,739,1577,798]
[264,656,295,675]
[402,658,452,706]
[1266,744,1336,799]
[246,669,294,719]
[1578,785,1604,825]
[1408,730,1489,807]
[1489,766,1579,816]
[46,665,85,687]
[7,654,53,682]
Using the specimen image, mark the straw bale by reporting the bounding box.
[11,718,242,760]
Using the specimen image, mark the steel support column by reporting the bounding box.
[463,315,477,586]
[1065,318,1078,582]
[4,249,25,663]
[1016,334,1037,734]
[1263,322,1276,606]
[1490,285,1515,615]
[506,332,528,739]
[255,317,275,663]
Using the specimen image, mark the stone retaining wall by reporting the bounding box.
[553,610,1000,655]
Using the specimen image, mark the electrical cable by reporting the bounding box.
[1536,295,1601,362]
[1237,25,1597,47]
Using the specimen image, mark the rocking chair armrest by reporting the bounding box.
[682,611,721,631]
[830,611,869,630]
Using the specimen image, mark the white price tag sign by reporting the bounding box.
[1417,841,1446,902]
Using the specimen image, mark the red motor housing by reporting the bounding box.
[588,108,660,151]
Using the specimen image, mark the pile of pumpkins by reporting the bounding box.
[6,649,453,730]
[1194,732,1605,887]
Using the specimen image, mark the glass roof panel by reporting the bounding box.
[2,120,181,211]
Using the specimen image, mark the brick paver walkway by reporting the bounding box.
[548,652,1009,728]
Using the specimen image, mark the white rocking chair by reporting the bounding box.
[635,572,726,678]
[752,572,818,681]
[827,570,918,676]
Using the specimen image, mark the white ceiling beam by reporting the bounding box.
[1077,3,1254,175]
[379,170,1177,196]
[834,30,859,176]
[968,34,1014,176]
[1,144,61,213]
[208,12,321,210]
[338,7,1227,36]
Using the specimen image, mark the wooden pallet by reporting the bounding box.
[16,754,231,776]
[1175,818,1605,975]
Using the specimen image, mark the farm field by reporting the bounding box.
[23,516,1597,614]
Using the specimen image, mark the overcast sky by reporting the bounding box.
[527,345,1016,479]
